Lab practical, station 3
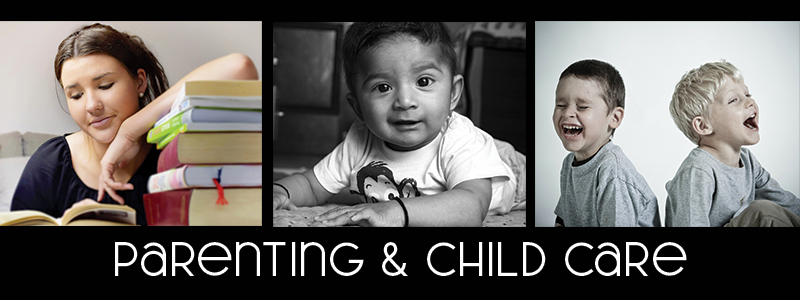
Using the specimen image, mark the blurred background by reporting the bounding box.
[273,22,526,203]
[535,21,800,226]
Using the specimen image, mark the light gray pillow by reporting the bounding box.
[0,156,30,212]
[22,131,58,156]
[0,131,23,159]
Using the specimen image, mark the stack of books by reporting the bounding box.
[143,80,263,226]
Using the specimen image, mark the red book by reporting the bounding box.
[143,188,262,226]
[157,132,262,173]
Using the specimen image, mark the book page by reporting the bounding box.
[62,203,136,226]
[188,189,261,225]
[0,210,58,226]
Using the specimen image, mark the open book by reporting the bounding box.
[0,203,136,226]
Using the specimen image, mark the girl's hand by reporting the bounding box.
[315,201,405,227]
[97,131,140,204]
[94,53,258,205]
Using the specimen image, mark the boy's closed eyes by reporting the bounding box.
[551,59,659,227]
[666,60,800,227]
[552,75,622,161]
[692,75,760,167]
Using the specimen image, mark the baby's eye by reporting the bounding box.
[375,84,391,93]
[417,77,433,87]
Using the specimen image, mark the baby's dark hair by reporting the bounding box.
[341,22,457,95]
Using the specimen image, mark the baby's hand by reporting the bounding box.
[315,201,404,227]
[272,192,296,211]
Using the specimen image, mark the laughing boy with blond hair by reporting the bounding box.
[666,60,800,227]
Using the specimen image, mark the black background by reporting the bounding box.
[8,226,797,285]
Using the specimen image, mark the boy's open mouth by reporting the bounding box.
[743,113,758,130]
[563,124,583,137]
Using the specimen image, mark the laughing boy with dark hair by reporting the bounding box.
[552,59,660,227]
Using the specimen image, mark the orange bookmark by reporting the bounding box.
[212,178,229,205]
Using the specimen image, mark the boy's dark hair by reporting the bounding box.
[560,59,625,114]
[341,22,457,96]
[559,59,625,136]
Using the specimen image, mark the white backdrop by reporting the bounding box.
[534,21,800,227]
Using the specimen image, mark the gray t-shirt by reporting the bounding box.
[665,147,800,227]
[554,141,661,227]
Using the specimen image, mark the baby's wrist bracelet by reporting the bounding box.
[395,199,409,227]
[273,183,290,199]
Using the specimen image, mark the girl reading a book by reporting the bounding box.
[11,23,258,225]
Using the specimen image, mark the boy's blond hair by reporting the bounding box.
[670,60,744,145]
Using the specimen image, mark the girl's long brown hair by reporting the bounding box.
[55,23,169,109]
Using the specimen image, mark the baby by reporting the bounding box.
[666,60,800,227]
[552,59,660,227]
[272,22,519,226]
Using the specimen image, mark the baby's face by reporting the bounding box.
[553,75,616,160]
[705,76,760,147]
[350,34,456,151]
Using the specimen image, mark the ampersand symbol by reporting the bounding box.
[382,242,407,276]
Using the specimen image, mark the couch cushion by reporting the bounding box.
[0,156,30,212]
[0,131,23,159]
[23,131,58,156]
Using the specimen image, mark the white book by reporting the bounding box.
[156,80,262,126]
[183,107,262,124]
[147,164,263,193]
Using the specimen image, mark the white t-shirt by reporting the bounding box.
[313,112,516,215]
